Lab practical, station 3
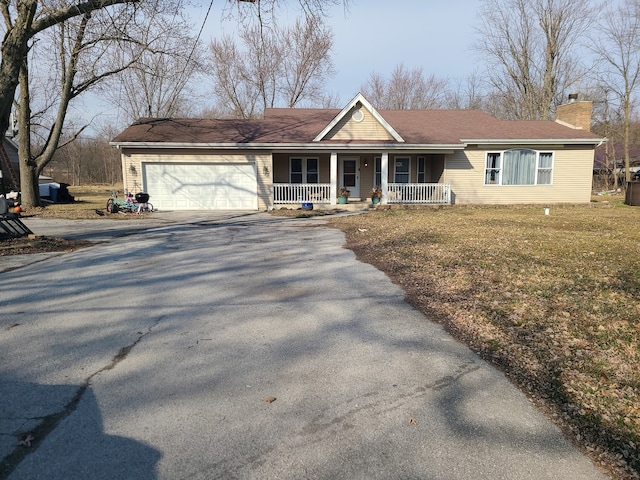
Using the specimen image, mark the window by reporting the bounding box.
[537,152,553,184]
[374,157,382,187]
[485,153,501,184]
[394,157,410,183]
[290,157,319,183]
[484,149,553,186]
[291,158,303,183]
[306,158,318,183]
[417,157,426,183]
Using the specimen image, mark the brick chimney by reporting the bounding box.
[555,94,593,132]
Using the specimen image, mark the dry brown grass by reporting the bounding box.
[328,196,640,479]
[19,185,129,220]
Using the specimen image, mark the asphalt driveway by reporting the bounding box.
[0,213,609,479]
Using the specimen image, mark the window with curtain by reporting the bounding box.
[374,157,382,186]
[290,157,319,183]
[537,152,553,184]
[484,149,554,186]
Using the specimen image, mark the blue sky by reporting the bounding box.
[321,0,482,103]
[198,0,483,104]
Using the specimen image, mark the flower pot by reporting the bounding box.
[371,196,380,205]
[337,196,348,204]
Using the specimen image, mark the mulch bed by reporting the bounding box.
[0,236,93,256]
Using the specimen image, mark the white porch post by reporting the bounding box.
[381,152,389,204]
[330,152,338,205]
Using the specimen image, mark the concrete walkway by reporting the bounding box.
[0,213,610,479]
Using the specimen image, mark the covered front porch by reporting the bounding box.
[271,151,452,206]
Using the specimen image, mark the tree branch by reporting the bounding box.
[30,0,140,36]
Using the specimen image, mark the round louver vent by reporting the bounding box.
[352,108,364,122]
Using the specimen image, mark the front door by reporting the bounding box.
[340,157,360,198]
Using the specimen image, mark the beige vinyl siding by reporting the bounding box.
[272,153,290,183]
[324,108,394,141]
[360,155,375,195]
[444,145,594,204]
[318,157,331,183]
[428,155,445,183]
[120,148,273,210]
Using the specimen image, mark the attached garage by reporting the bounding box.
[143,163,258,211]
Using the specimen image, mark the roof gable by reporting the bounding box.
[313,93,404,142]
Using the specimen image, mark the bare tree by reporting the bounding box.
[228,0,348,25]
[0,0,348,137]
[361,64,449,110]
[474,0,597,120]
[361,72,386,108]
[280,15,335,107]
[100,12,203,122]
[208,15,335,118]
[0,0,141,145]
[49,128,121,185]
[589,0,640,184]
[591,86,624,190]
[209,34,264,118]
[445,72,487,110]
[14,1,179,206]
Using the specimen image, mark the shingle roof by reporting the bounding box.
[111,108,602,145]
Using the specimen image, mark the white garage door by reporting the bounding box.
[144,163,258,211]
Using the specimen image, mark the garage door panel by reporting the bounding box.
[144,163,257,211]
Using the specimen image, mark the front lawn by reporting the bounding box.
[329,196,640,479]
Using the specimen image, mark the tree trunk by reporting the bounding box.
[624,92,631,184]
[20,161,40,206]
[16,49,42,207]
[0,0,37,137]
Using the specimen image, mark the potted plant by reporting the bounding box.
[337,187,350,204]
[370,185,382,205]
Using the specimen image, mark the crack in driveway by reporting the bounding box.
[298,360,481,442]
[0,316,163,478]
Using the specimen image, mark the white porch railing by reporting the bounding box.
[273,183,452,205]
[273,183,331,204]
[387,183,451,204]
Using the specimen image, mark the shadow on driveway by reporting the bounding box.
[0,379,160,479]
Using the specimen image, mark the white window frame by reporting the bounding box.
[537,152,554,185]
[374,156,382,187]
[394,157,411,183]
[290,157,319,184]
[484,149,554,186]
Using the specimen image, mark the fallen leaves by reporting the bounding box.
[18,434,34,447]
[0,237,92,256]
[262,397,277,404]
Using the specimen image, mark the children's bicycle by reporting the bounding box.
[106,191,153,214]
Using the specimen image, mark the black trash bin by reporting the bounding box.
[135,193,150,203]
[625,181,640,206]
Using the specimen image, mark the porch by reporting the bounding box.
[271,151,451,207]
[272,183,452,206]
